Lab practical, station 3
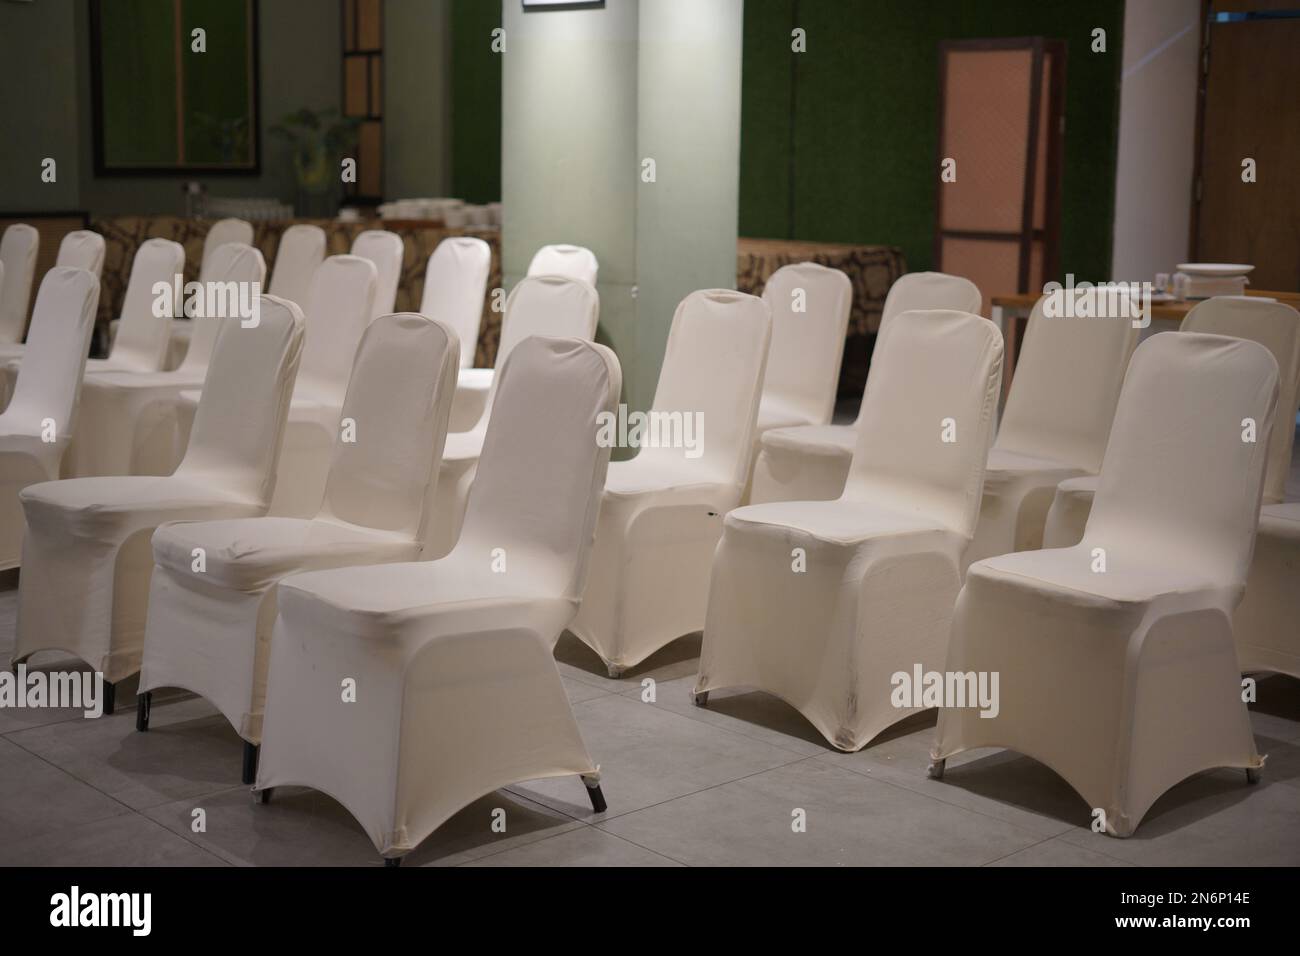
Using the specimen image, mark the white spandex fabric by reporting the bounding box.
[56,231,106,278]
[570,289,773,675]
[12,296,305,684]
[1042,297,1300,549]
[424,238,493,432]
[139,313,459,744]
[176,254,378,518]
[527,244,599,286]
[267,224,326,309]
[933,332,1278,837]
[255,335,620,860]
[695,310,1003,750]
[961,293,1139,568]
[201,218,254,274]
[1235,503,1300,678]
[750,271,983,504]
[452,243,597,432]
[427,275,599,557]
[0,268,99,569]
[0,224,39,345]
[65,243,267,478]
[351,230,403,319]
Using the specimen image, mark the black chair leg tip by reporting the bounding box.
[135,691,151,732]
[384,857,402,868]
[102,681,116,717]
[241,742,259,786]
[587,784,608,814]
[257,787,273,805]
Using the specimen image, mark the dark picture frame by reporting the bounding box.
[90,0,261,175]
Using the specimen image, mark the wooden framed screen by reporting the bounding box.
[934,38,1065,310]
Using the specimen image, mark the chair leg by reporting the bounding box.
[256,787,273,805]
[581,772,607,813]
[692,690,709,707]
[605,663,625,679]
[241,741,259,786]
[384,857,402,868]
[927,758,946,780]
[102,680,116,716]
[135,691,151,732]
[1246,767,1261,785]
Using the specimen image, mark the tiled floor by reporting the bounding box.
[1,426,1298,868]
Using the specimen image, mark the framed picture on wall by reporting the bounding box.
[90,0,260,174]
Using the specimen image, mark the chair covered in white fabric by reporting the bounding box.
[254,334,621,864]
[754,263,852,434]
[1042,297,1300,549]
[0,239,184,399]
[1235,503,1300,678]
[570,289,772,676]
[11,296,305,711]
[351,229,403,319]
[750,271,982,504]
[267,224,326,309]
[931,332,1279,837]
[427,275,598,557]
[419,238,494,432]
[527,243,599,286]
[201,218,254,274]
[961,293,1139,569]
[694,310,1003,750]
[176,255,378,518]
[0,224,39,345]
[65,243,267,478]
[137,312,460,781]
[0,268,99,569]
[56,230,106,278]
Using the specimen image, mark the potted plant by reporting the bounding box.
[270,108,360,218]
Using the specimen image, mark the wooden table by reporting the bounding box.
[990,289,1300,402]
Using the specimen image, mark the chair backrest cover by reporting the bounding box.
[882,271,983,325]
[201,218,255,274]
[320,312,460,539]
[298,254,378,399]
[5,267,99,438]
[496,275,599,372]
[995,292,1140,472]
[0,224,39,344]
[761,262,852,426]
[1181,296,1300,505]
[845,309,1004,539]
[268,224,326,310]
[56,230,106,278]
[459,335,621,600]
[110,238,185,370]
[643,289,773,488]
[1087,332,1278,589]
[177,243,268,374]
[418,237,491,368]
[351,230,404,319]
[178,295,305,506]
[527,244,599,287]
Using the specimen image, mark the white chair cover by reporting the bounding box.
[139,312,459,747]
[0,268,99,569]
[1043,297,1300,549]
[65,243,267,478]
[351,230,403,319]
[421,237,492,368]
[0,224,39,345]
[1235,502,1300,678]
[527,243,599,287]
[268,224,326,309]
[176,255,378,518]
[255,335,620,861]
[933,332,1278,836]
[749,271,982,504]
[962,293,1139,568]
[56,230,106,278]
[12,296,305,687]
[427,275,599,557]
[695,309,1003,750]
[570,289,773,675]
[201,218,254,275]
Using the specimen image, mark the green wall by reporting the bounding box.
[740,0,1125,281]
[450,0,502,204]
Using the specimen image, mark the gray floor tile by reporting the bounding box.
[465,825,682,867]
[987,835,1134,867]
[505,692,805,821]
[7,695,244,811]
[0,811,226,866]
[0,736,131,847]
[599,758,1042,866]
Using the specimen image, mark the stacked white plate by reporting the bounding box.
[1177,263,1253,299]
